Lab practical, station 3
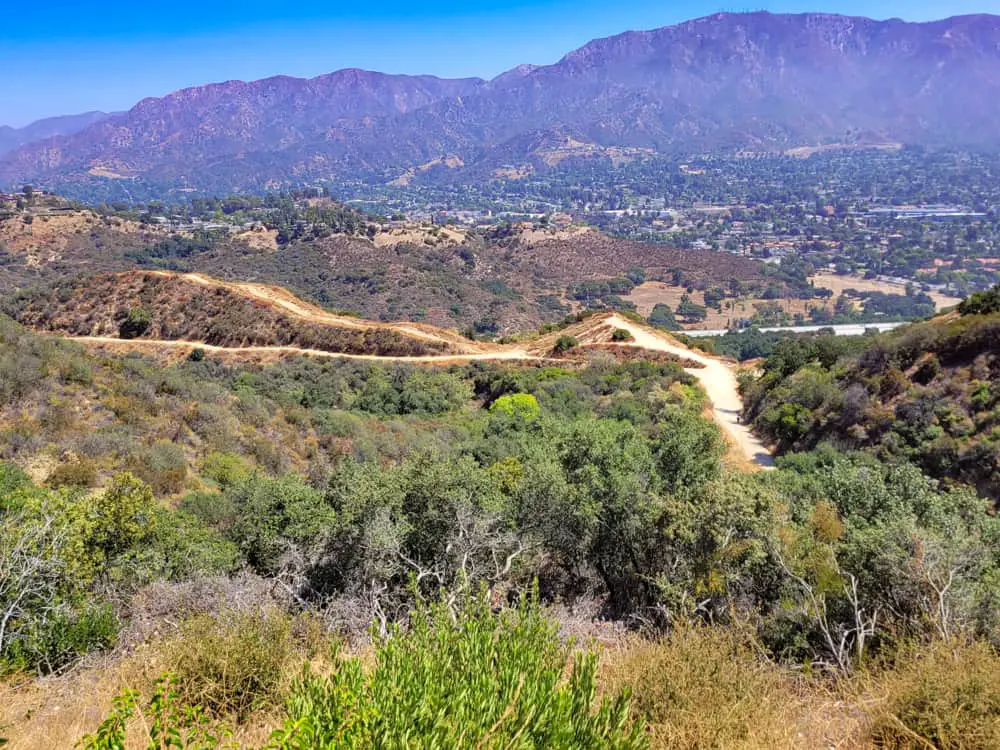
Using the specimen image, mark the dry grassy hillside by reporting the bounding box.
[18,271,472,358]
[521,234,770,286]
[0,204,786,333]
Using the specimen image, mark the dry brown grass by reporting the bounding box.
[21,271,472,358]
[0,608,336,749]
[234,227,279,251]
[372,224,468,247]
[600,626,803,749]
[810,272,962,312]
[15,623,1000,750]
[0,209,166,261]
[0,646,171,749]
[599,625,876,750]
[626,282,823,329]
[866,639,1000,750]
[517,224,594,245]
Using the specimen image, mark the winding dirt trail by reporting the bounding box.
[164,272,476,349]
[49,271,773,468]
[605,315,775,469]
[67,336,535,363]
[68,324,774,469]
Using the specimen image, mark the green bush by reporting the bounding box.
[488,393,541,424]
[128,508,241,582]
[958,284,1000,316]
[269,588,646,749]
[611,328,633,342]
[179,490,237,528]
[4,602,118,676]
[553,335,579,354]
[201,451,251,489]
[81,591,645,748]
[137,441,188,495]
[119,305,152,339]
[648,303,680,331]
[0,462,31,495]
[78,673,227,750]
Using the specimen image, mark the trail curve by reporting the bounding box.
[605,315,775,469]
[58,318,774,468]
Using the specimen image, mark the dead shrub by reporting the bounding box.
[46,457,98,488]
[869,639,1000,750]
[134,441,187,495]
[601,625,803,750]
[165,608,295,722]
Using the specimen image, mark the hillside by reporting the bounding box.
[5,12,1000,194]
[5,291,1000,748]
[17,271,480,358]
[742,294,1000,496]
[0,199,797,333]
[0,111,112,157]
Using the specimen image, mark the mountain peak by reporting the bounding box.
[4,11,1000,194]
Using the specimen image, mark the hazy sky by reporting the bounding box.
[2,0,998,127]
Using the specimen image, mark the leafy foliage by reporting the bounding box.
[276,589,644,748]
[742,309,1000,495]
[553,335,579,353]
[78,673,231,750]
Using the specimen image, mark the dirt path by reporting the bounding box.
[66,336,534,363]
[62,316,774,468]
[153,272,477,349]
[606,315,775,469]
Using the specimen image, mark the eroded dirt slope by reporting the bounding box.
[19,271,492,358]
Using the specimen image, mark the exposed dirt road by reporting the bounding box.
[59,299,773,468]
[151,272,483,349]
[67,336,534,363]
[67,323,774,469]
[606,315,775,469]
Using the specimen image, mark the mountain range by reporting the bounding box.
[4,11,1000,195]
[0,111,113,159]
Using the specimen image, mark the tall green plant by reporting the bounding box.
[268,588,645,749]
[77,674,230,750]
[79,591,644,749]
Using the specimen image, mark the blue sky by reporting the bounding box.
[2,0,998,127]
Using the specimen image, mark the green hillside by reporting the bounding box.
[743,286,1000,497]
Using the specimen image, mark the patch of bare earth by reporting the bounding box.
[234,227,279,251]
[810,272,962,311]
[372,224,467,247]
[0,210,173,267]
[627,282,825,330]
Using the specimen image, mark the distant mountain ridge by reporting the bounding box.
[0,111,113,158]
[4,11,1000,194]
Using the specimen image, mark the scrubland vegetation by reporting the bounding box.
[4,295,1000,747]
[743,286,1000,496]
[18,272,449,357]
